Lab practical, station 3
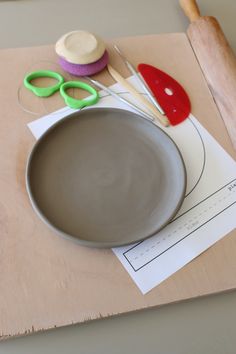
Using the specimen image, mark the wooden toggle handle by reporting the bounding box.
[179,0,201,22]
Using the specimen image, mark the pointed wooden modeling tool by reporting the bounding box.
[113,45,165,115]
[107,64,169,127]
[138,63,191,126]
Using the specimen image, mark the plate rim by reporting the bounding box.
[26,107,187,248]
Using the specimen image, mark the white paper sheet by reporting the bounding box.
[27,76,236,294]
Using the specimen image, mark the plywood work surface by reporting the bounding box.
[0,33,235,339]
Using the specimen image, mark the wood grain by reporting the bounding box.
[180,0,236,151]
[179,0,200,22]
[188,17,236,151]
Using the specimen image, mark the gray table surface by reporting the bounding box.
[0,0,236,353]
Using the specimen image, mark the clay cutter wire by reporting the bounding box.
[113,45,165,115]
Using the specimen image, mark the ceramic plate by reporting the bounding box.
[26,108,186,248]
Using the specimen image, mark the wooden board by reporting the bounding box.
[0,33,236,340]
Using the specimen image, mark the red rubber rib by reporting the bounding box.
[138,63,191,125]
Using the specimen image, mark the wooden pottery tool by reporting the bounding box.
[86,76,156,122]
[107,64,169,127]
[179,0,236,151]
[55,31,168,126]
[138,64,191,125]
[113,45,165,115]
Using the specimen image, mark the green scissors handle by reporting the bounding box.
[60,81,99,109]
[24,70,64,97]
[23,70,99,109]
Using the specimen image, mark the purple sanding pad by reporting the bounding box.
[59,50,109,76]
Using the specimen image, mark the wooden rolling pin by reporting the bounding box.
[179,0,236,151]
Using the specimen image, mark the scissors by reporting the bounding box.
[24,70,99,109]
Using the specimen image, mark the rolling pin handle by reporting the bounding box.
[179,0,201,22]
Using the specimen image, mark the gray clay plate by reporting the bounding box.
[26,108,186,248]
